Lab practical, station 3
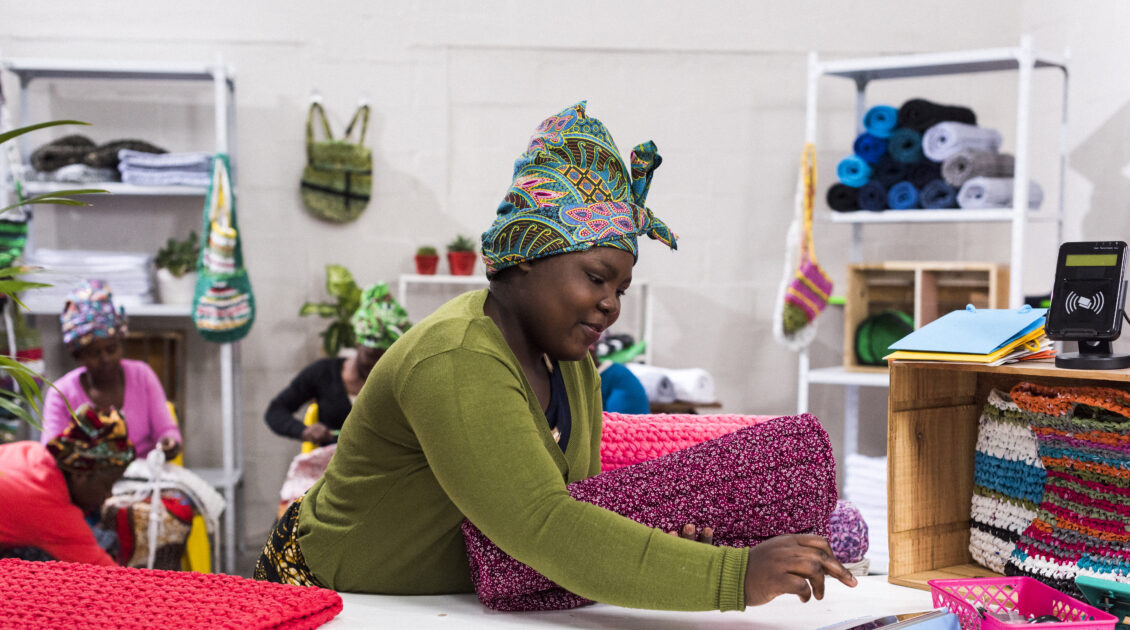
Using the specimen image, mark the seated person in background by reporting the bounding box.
[0,404,135,565]
[265,282,411,446]
[590,336,650,415]
[41,279,181,460]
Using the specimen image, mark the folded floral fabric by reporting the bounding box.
[922,122,1002,162]
[886,128,923,164]
[896,98,977,132]
[919,179,958,209]
[887,181,919,210]
[941,149,1015,188]
[461,414,838,611]
[836,155,872,187]
[863,105,899,138]
[852,133,887,164]
[857,180,888,211]
[826,183,860,212]
[956,177,1043,210]
[599,412,776,472]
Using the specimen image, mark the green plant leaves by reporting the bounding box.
[302,264,363,356]
[0,189,108,216]
[0,119,90,146]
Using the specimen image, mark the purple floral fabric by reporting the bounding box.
[461,413,838,611]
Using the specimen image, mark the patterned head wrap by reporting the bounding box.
[481,102,678,276]
[350,283,411,350]
[46,403,136,472]
[60,279,127,353]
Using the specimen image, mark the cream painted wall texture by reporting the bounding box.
[3,1,1128,564]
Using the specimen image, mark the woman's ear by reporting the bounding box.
[515,261,534,274]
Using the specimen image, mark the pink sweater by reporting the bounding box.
[41,359,181,457]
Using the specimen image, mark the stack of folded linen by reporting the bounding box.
[118,149,213,187]
[22,249,156,312]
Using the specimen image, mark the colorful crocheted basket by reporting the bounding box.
[0,558,343,629]
[462,413,838,611]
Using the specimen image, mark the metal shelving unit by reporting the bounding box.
[796,37,1069,460]
[1,56,243,574]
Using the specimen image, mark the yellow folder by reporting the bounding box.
[885,326,1047,364]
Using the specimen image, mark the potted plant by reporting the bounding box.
[446,235,477,276]
[299,264,362,356]
[154,231,199,305]
[414,245,439,275]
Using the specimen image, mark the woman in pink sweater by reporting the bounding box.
[40,279,181,459]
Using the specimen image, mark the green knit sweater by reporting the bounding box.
[297,290,747,610]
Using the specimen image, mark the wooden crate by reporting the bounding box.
[122,329,184,422]
[843,262,1009,371]
[886,360,1130,590]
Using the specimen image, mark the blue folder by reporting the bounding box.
[887,305,1047,355]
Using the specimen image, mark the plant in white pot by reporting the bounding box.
[155,231,199,305]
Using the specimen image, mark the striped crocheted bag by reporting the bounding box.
[968,389,1046,574]
[1005,382,1130,596]
[300,102,372,224]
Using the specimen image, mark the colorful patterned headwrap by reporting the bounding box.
[60,279,127,353]
[480,102,678,276]
[46,403,136,472]
[350,283,411,350]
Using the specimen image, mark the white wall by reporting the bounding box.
[4,1,1128,568]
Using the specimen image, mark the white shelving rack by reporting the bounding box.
[1,57,243,574]
[796,37,1069,460]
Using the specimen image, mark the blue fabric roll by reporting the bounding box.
[836,155,872,187]
[887,128,923,164]
[863,105,899,138]
[887,181,920,209]
[907,160,941,188]
[872,154,908,187]
[857,180,888,211]
[920,179,957,209]
[852,133,887,164]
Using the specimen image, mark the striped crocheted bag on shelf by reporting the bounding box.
[1004,382,1130,596]
[968,389,1046,574]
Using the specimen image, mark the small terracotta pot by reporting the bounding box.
[447,251,477,276]
[414,254,439,275]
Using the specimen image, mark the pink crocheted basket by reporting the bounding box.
[600,412,777,472]
[0,558,343,629]
[463,413,838,611]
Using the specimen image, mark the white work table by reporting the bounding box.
[325,576,935,629]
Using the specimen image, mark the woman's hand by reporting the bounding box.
[743,534,857,606]
[159,436,182,461]
[301,422,334,445]
[667,523,714,545]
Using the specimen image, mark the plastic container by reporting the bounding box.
[929,577,1118,630]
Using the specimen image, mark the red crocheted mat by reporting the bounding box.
[0,559,342,629]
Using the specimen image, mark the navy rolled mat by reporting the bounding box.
[852,133,887,164]
[872,154,909,187]
[827,184,861,212]
[896,98,977,132]
[887,128,923,164]
[857,180,888,211]
[907,160,941,188]
[888,181,920,210]
[920,179,958,209]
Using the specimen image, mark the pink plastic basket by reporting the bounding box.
[929,577,1118,630]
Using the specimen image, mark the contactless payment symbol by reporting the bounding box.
[1063,290,1105,316]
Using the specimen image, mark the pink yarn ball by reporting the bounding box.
[828,500,869,563]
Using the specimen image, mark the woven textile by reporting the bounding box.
[599,412,775,472]
[1005,382,1130,596]
[480,101,677,276]
[461,414,837,611]
[0,558,342,629]
[968,389,1045,574]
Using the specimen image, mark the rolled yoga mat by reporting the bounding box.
[863,105,899,138]
[461,414,838,611]
[897,98,977,132]
[887,181,919,210]
[919,179,958,209]
[871,154,908,187]
[956,177,1044,209]
[852,133,887,164]
[942,149,1015,188]
[857,180,888,211]
[886,128,923,164]
[836,155,872,187]
[621,363,676,403]
[922,122,1002,162]
[906,160,942,189]
[827,183,861,212]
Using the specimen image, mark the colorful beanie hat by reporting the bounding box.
[480,102,678,276]
[46,403,136,472]
[59,279,127,352]
[350,283,411,350]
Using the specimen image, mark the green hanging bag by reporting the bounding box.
[300,102,372,224]
[192,154,255,342]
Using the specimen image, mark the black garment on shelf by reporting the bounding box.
[826,183,860,212]
[872,154,909,187]
[83,139,166,169]
[896,98,977,133]
[857,180,888,211]
[29,135,96,172]
[264,357,351,440]
[906,160,942,188]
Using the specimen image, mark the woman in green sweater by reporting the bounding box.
[256,102,855,611]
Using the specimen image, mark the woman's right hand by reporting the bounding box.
[743,534,857,606]
[301,422,333,445]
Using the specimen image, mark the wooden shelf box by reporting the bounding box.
[843,262,1009,371]
[886,360,1130,590]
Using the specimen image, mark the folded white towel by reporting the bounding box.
[956,176,1043,209]
[622,363,677,404]
[922,122,1002,162]
[118,149,214,170]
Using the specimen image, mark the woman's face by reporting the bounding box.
[76,338,123,381]
[516,246,634,361]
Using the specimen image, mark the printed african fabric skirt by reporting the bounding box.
[254,495,326,588]
[462,413,839,611]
